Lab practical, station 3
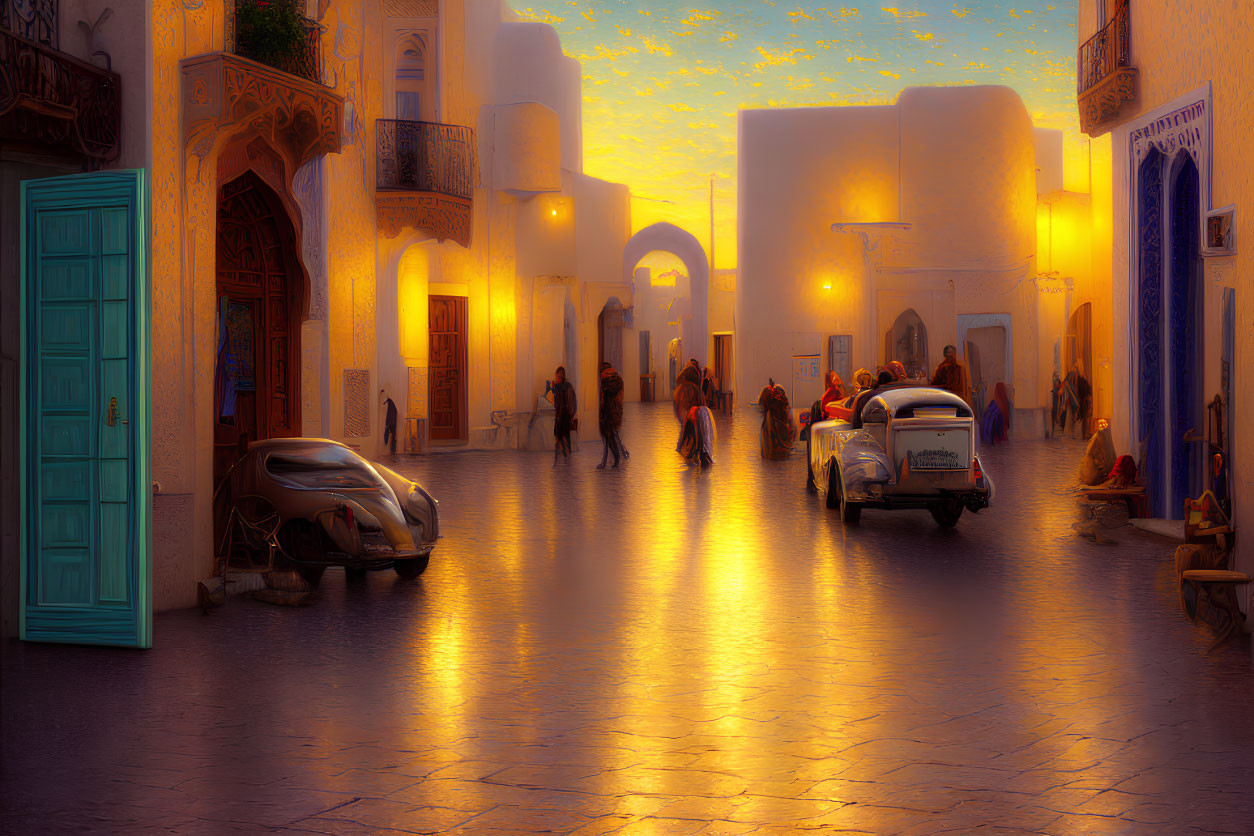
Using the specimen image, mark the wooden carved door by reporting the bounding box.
[429,295,466,440]
[214,172,302,484]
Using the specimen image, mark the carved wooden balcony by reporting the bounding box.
[0,2,121,163]
[181,52,342,172]
[1077,0,1137,137]
[376,119,476,247]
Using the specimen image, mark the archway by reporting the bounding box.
[1168,154,1202,513]
[885,308,928,378]
[213,170,306,484]
[622,223,709,369]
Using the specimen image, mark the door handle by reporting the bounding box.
[106,397,128,426]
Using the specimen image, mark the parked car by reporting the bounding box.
[806,387,993,526]
[214,438,439,584]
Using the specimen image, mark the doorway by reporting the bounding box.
[1168,155,1202,513]
[428,295,467,441]
[713,333,733,398]
[213,171,303,486]
[885,308,928,378]
[598,298,624,374]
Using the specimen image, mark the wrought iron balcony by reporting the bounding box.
[0,22,121,161]
[1077,0,1137,136]
[376,119,477,246]
[377,120,476,198]
[226,0,324,86]
[1,0,57,47]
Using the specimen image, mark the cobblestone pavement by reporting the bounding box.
[4,403,1254,835]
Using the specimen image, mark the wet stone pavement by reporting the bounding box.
[4,403,1254,835]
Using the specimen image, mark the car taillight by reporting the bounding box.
[339,504,354,527]
[973,458,983,480]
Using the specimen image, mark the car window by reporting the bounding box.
[265,448,383,489]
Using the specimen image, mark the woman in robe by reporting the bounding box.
[981,382,1012,445]
[757,380,796,459]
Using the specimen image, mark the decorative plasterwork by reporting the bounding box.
[181,52,343,169]
[376,193,472,247]
[1078,66,1138,137]
[385,0,437,17]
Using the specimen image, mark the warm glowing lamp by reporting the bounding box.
[551,208,557,216]
[822,281,832,291]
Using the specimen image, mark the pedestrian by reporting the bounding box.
[597,361,625,469]
[930,344,973,409]
[1060,362,1093,437]
[551,365,576,464]
[381,390,398,455]
[757,379,796,459]
[851,370,897,428]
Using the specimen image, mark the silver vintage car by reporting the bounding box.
[215,438,440,584]
[806,387,993,526]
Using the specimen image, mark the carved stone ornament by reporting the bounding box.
[376,192,472,248]
[1079,66,1138,137]
[181,52,343,169]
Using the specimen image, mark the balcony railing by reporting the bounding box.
[376,119,476,199]
[1,0,56,47]
[0,27,121,161]
[226,0,324,86]
[1077,0,1130,95]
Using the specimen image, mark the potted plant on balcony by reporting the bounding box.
[233,0,316,81]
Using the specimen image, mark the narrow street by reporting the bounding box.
[4,403,1254,835]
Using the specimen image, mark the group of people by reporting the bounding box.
[548,361,630,468]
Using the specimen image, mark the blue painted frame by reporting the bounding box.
[20,169,151,648]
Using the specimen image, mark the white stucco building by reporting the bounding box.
[736,85,1106,429]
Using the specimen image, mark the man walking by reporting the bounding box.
[930,344,973,409]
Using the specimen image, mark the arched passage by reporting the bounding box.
[885,308,928,378]
[622,223,709,368]
[213,170,306,483]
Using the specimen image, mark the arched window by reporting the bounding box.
[395,34,427,121]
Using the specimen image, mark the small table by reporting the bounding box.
[1181,569,1251,649]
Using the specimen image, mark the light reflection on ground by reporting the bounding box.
[3,402,1254,833]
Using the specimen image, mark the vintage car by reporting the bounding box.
[806,387,993,526]
[214,438,440,584]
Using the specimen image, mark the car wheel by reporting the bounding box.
[836,471,862,526]
[805,428,817,493]
[826,460,841,509]
[298,565,325,587]
[929,500,964,528]
[394,555,430,579]
[345,567,367,581]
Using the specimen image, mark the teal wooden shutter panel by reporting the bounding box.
[21,170,151,648]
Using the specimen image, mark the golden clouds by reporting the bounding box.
[881,6,928,20]
[518,8,566,25]
[951,7,972,18]
[615,24,631,37]
[879,69,901,79]
[753,45,809,70]
[682,9,722,27]
[720,31,739,43]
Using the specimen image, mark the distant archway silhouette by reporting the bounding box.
[622,222,709,367]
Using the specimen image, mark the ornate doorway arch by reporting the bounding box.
[213,170,306,483]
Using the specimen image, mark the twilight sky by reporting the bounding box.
[515,1,1084,270]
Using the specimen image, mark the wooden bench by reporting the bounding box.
[1081,486,1149,518]
[1181,569,1251,650]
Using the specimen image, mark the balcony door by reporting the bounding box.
[428,295,467,441]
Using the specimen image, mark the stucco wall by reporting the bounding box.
[737,86,1041,409]
[1082,0,1254,612]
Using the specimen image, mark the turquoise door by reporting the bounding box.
[21,170,151,648]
